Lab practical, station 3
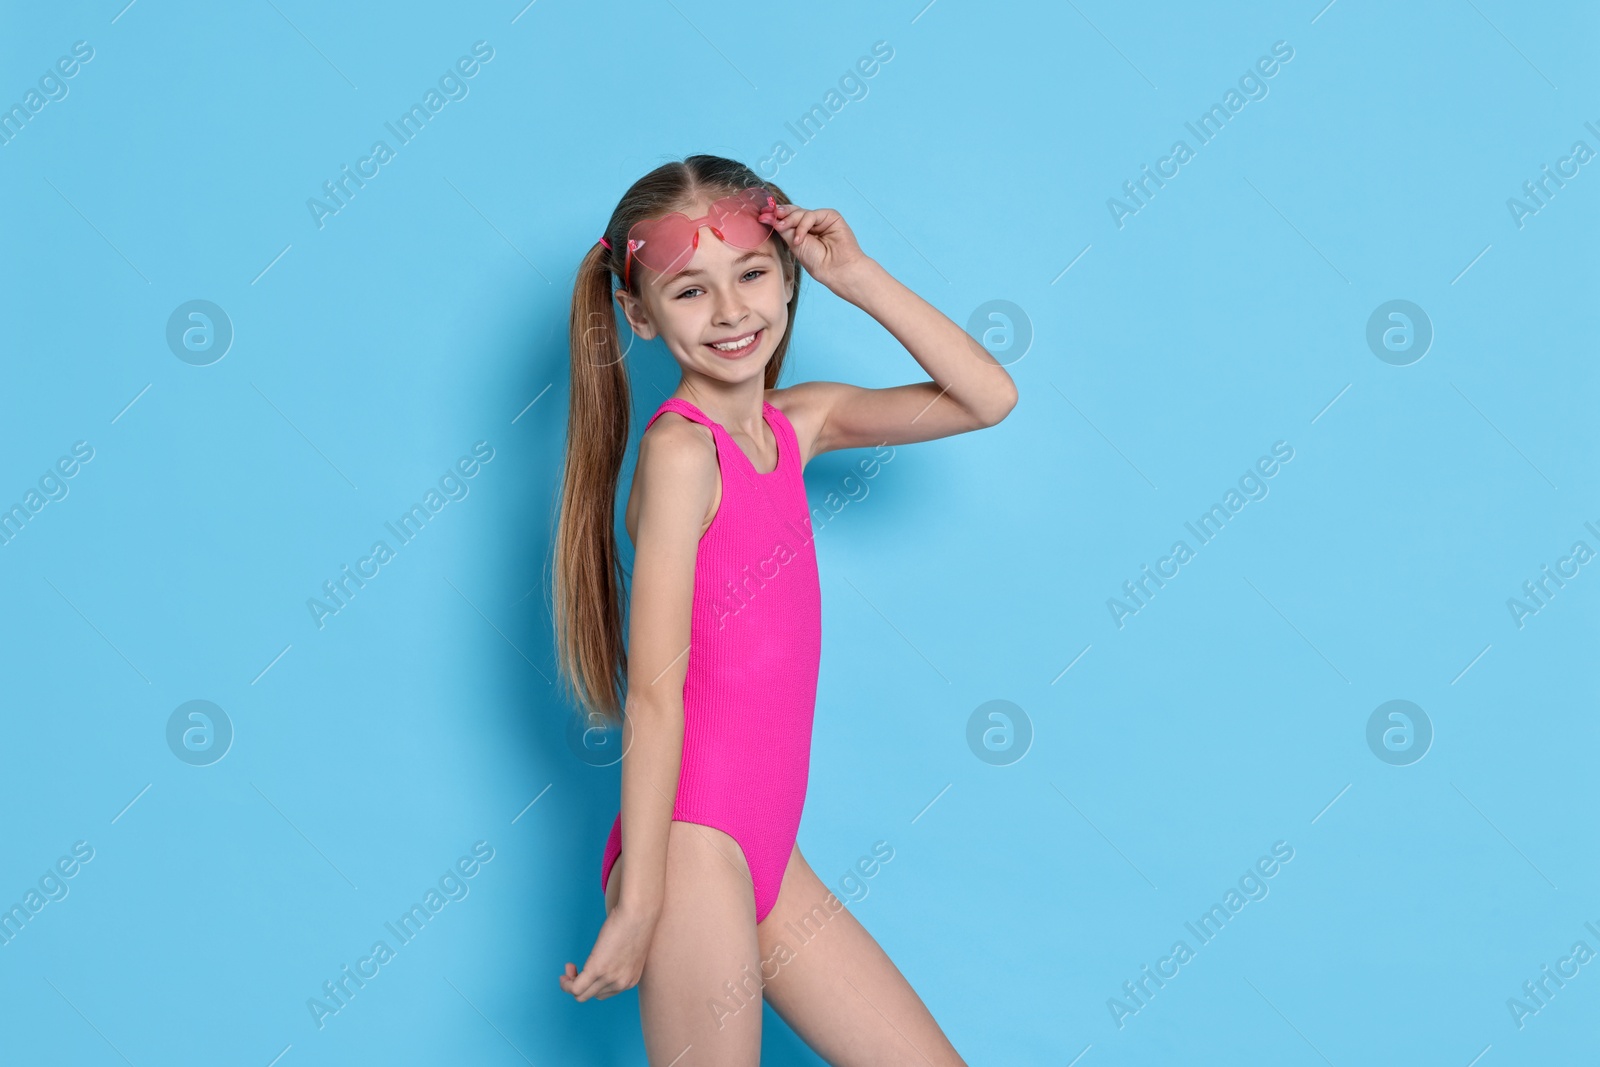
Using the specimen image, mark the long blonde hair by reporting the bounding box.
[552,155,804,726]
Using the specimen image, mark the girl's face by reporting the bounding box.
[613,196,793,384]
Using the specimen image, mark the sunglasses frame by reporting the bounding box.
[623,186,778,288]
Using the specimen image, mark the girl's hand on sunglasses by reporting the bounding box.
[759,202,872,294]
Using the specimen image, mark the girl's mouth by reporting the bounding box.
[704,328,762,358]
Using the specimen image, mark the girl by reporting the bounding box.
[553,154,1016,1065]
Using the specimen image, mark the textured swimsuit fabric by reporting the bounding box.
[600,397,822,923]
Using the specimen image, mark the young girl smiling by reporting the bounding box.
[554,154,1015,1065]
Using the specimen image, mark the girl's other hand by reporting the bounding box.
[760,201,872,293]
[558,904,658,1002]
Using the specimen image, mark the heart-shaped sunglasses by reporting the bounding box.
[603,186,778,288]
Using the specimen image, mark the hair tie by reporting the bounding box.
[598,236,612,250]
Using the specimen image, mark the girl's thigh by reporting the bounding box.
[756,845,967,1067]
[617,820,765,1067]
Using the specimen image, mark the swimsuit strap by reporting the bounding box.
[645,396,716,433]
[760,400,799,475]
[643,397,799,533]
[645,397,787,478]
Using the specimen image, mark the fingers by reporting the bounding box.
[793,208,821,247]
[765,202,807,244]
[759,206,787,241]
[568,962,600,1001]
[569,965,622,1002]
[764,203,835,252]
[567,955,626,1002]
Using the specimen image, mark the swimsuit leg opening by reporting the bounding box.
[670,816,760,923]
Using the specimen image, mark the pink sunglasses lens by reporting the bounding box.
[629,188,775,277]
[710,188,776,249]
[632,215,698,275]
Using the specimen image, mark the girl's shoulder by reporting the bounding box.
[631,405,719,515]
[639,402,715,457]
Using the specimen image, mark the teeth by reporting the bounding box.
[710,332,757,351]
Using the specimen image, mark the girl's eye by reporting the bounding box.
[675,270,766,299]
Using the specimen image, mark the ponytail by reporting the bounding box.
[552,240,631,725]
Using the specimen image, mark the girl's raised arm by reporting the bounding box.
[761,202,1019,456]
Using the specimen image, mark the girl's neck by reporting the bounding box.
[674,376,767,435]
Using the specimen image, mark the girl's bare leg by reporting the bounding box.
[754,845,966,1066]
[606,821,764,1066]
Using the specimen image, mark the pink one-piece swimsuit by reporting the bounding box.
[600,395,822,924]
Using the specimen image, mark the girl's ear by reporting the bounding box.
[613,288,657,341]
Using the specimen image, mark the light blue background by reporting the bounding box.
[2,0,1596,1063]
